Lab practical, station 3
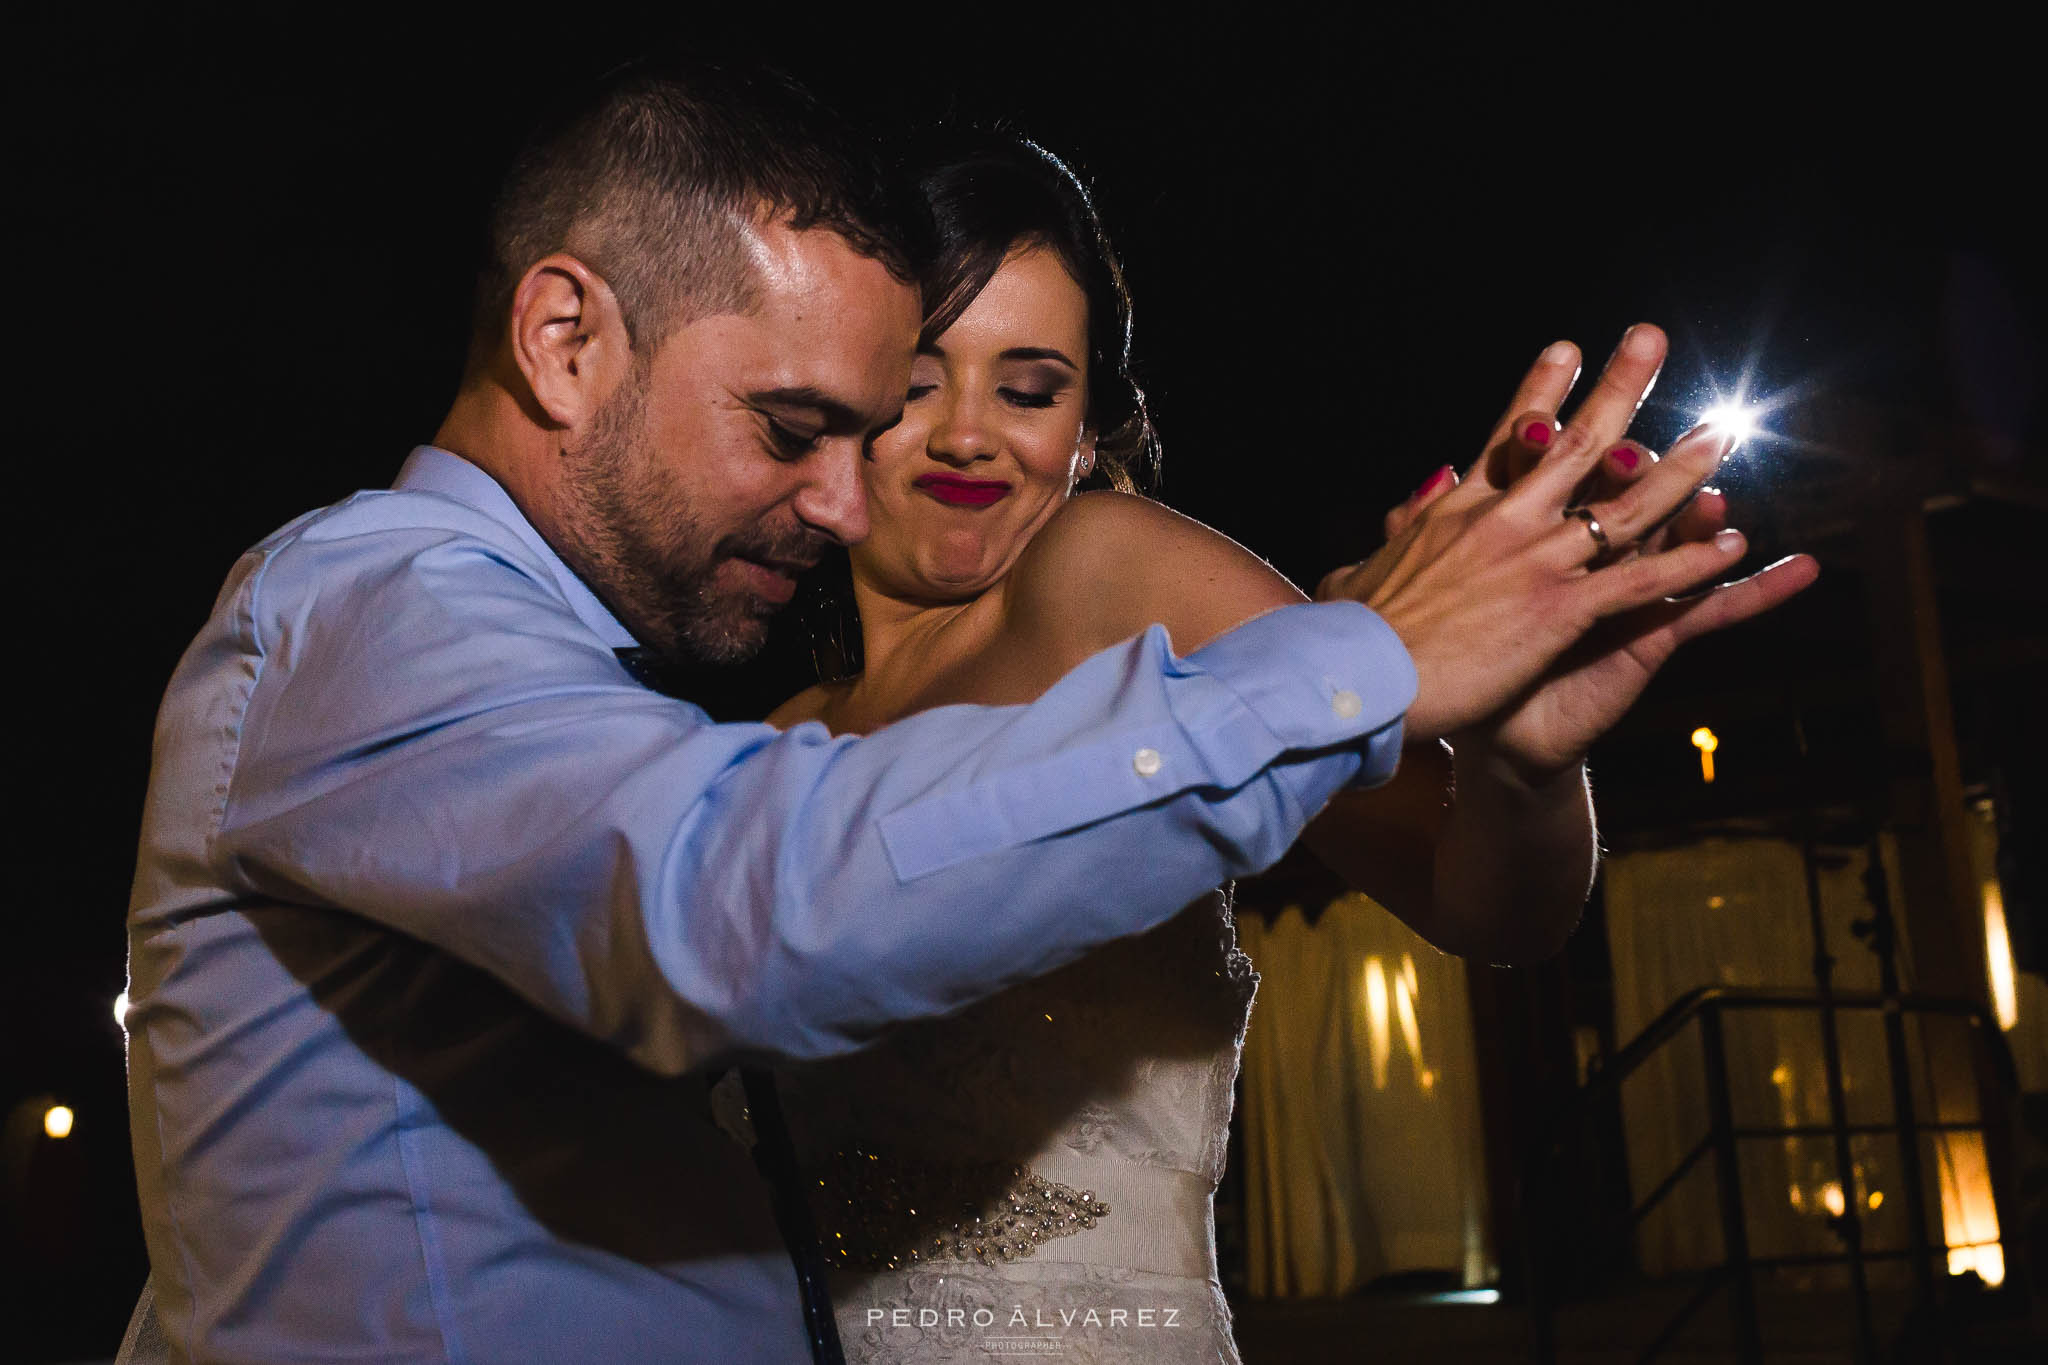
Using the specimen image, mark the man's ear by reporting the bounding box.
[508,254,632,430]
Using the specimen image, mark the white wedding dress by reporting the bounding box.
[777,889,1256,1364]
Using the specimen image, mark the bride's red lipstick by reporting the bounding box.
[913,474,1011,507]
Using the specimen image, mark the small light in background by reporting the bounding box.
[1393,953,1423,1075]
[1822,1181,1846,1218]
[1362,957,1391,1091]
[1868,1190,1885,1212]
[43,1105,75,1140]
[1691,727,1719,783]
[114,991,130,1027]
[1938,1131,2004,1286]
[1700,401,1761,449]
[1983,879,2019,1032]
[1707,894,1727,910]
[1951,1242,2007,1287]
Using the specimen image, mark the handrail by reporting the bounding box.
[1528,987,2019,1365]
[1579,986,2017,1101]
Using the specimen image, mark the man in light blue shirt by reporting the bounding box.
[120,67,1410,1364]
[123,61,1811,1363]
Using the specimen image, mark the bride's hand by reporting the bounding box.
[1326,325,1817,775]
[1316,324,1666,610]
[1319,325,1815,752]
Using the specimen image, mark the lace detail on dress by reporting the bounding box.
[1215,884,1259,1046]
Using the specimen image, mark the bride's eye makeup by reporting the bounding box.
[904,357,944,404]
[996,360,1075,410]
[998,384,1060,409]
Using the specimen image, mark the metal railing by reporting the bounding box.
[1524,985,2018,1365]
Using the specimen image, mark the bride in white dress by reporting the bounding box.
[763,135,1653,1360]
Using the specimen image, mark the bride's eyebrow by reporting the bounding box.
[998,346,1079,369]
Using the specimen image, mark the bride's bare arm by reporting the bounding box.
[995,489,1589,962]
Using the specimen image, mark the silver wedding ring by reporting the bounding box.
[1566,506,1611,553]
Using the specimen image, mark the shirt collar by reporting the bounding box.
[393,446,639,649]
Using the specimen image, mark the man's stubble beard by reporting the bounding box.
[554,373,817,666]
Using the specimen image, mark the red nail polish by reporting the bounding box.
[1412,464,1454,500]
[1609,445,1640,471]
[1523,421,1552,447]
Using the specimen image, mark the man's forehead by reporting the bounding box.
[678,219,910,412]
[739,216,915,321]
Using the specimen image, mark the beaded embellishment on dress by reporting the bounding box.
[781,889,1255,1363]
[813,1147,1111,1270]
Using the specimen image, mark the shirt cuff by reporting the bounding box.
[1181,599,1416,788]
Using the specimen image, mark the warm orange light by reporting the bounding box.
[43,1105,74,1140]
[1394,963,1422,1070]
[1949,1243,2007,1287]
[1867,1190,1884,1211]
[1690,727,1718,783]
[1363,957,1390,1091]
[1938,1131,2004,1287]
[1822,1181,1846,1217]
[1983,880,2018,1032]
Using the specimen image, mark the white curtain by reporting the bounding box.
[1237,894,1491,1296]
[1601,835,2025,1285]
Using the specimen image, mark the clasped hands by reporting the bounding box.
[1319,323,1819,781]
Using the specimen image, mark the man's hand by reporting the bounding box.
[1320,324,1818,757]
[1462,420,1816,775]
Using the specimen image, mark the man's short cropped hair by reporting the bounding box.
[474,58,926,356]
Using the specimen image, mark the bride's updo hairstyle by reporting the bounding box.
[914,134,1160,495]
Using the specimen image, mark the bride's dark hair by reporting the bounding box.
[805,132,1159,682]
[914,133,1159,495]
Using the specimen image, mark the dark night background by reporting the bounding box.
[6,6,2040,1358]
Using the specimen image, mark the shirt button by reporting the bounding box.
[1132,747,1163,778]
[1332,689,1363,719]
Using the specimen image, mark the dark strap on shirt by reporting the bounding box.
[613,647,845,1365]
[613,645,683,696]
[742,1068,846,1365]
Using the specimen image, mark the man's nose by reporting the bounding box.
[792,441,870,546]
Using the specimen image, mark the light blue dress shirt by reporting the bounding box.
[124,447,1416,1363]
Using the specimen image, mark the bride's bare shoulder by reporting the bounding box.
[1004,490,1305,657]
[1015,489,1198,566]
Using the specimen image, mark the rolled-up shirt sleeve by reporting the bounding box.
[204,501,1414,1073]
